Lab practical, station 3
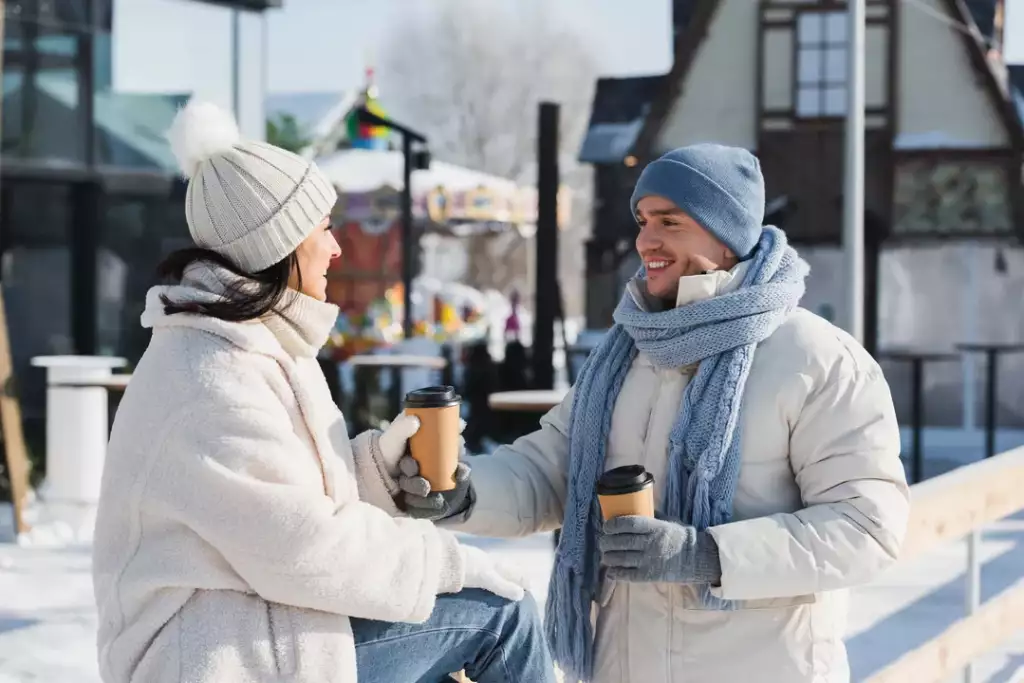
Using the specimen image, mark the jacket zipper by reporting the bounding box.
[639,369,664,462]
[635,367,664,683]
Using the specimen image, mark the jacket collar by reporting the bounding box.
[627,260,752,313]
[141,261,338,359]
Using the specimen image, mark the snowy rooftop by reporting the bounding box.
[578,75,665,164]
[316,148,522,195]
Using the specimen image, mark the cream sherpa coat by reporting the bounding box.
[92,264,466,683]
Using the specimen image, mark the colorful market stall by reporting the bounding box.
[317,147,566,359]
[299,69,569,360]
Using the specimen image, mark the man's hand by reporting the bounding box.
[397,456,474,521]
[599,515,722,585]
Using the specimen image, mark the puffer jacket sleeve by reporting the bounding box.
[441,388,575,538]
[147,401,465,624]
[707,358,910,601]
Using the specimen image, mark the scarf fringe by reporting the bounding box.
[545,557,595,683]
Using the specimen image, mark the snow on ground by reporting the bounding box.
[2,428,1024,682]
[0,544,96,683]
[2,520,1022,682]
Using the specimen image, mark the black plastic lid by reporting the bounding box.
[404,385,461,409]
[596,465,654,496]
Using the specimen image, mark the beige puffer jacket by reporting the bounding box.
[448,265,910,683]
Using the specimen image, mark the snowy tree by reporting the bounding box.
[378,0,598,317]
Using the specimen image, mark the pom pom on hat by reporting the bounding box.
[167,99,241,179]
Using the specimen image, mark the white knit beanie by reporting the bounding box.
[167,99,338,273]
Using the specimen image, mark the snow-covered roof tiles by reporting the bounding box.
[578,75,665,163]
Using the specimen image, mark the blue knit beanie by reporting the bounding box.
[630,143,765,261]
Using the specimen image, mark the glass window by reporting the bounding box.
[825,12,848,42]
[797,88,821,117]
[825,47,847,82]
[798,47,823,83]
[795,11,849,118]
[3,1,85,163]
[1,0,116,165]
[824,86,847,116]
[797,13,824,43]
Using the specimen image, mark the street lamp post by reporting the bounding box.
[843,0,866,344]
[353,107,430,338]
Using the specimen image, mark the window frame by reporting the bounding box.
[794,9,850,119]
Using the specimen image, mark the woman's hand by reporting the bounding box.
[376,412,422,475]
[377,413,468,475]
[377,413,473,521]
[457,544,527,601]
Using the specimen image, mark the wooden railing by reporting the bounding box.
[865,445,1024,683]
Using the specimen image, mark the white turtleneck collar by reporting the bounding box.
[628,260,752,313]
[263,288,339,358]
[142,261,338,358]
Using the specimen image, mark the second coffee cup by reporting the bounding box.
[596,465,655,520]
[404,386,462,492]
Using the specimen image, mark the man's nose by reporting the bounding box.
[636,224,662,253]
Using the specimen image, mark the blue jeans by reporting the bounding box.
[351,589,556,683]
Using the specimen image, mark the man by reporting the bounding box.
[380,144,909,683]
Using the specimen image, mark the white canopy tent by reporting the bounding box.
[315,149,543,236]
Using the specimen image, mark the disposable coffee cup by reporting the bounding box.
[404,386,462,492]
[596,465,655,520]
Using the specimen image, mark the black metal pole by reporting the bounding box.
[390,367,402,423]
[353,106,425,341]
[863,225,881,358]
[532,102,559,390]
[985,349,998,458]
[71,181,100,355]
[401,133,414,339]
[910,357,923,483]
[69,1,99,355]
[84,0,97,166]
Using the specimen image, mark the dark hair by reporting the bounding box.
[156,247,301,322]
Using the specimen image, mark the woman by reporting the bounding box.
[92,100,555,683]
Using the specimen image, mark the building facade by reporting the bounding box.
[1,0,278,425]
[580,0,1024,351]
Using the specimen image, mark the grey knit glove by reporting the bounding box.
[599,515,722,585]
[397,456,475,521]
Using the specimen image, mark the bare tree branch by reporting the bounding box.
[379,0,597,314]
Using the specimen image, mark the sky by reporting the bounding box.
[112,0,1024,100]
[113,0,674,97]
